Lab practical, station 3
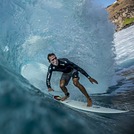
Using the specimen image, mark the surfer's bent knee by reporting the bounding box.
[60,83,66,88]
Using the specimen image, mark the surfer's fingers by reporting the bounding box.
[95,81,98,84]
[93,79,98,84]
[90,80,93,84]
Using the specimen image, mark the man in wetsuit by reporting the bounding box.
[46,53,98,106]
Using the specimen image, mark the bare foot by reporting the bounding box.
[87,98,92,107]
[61,96,69,101]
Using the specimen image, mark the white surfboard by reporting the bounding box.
[59,99,128,114]
[49,91,128,114]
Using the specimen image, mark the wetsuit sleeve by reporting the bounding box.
[67,59,91,78]
[46,66,53,88]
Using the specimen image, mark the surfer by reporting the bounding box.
[46,53,98,106]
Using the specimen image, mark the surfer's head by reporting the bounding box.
[47,53,58,66]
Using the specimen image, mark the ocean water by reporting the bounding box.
[0,0,134,134]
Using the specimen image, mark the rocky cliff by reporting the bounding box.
[106,0,134,31]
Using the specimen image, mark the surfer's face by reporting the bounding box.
[49,55,58,66]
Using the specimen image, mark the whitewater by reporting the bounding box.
[0,0,134,134]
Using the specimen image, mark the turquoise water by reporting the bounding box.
[0,0,133,134]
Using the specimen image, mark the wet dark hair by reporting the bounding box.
[47,53,56,61]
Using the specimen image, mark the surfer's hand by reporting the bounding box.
[48,88,54,92]
[88,77,98,84]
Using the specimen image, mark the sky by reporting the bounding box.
[95,0,116,7]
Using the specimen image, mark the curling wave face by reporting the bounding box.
[0,0,115,94]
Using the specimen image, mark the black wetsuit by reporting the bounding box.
[46,58,91,88]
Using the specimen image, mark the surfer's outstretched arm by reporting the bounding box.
[46,65,54,91]
[67,59,98,84]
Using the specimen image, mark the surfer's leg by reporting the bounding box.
[60,79,68,95]
[73,78,92,107]
[60,73,71,101]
